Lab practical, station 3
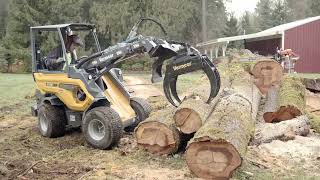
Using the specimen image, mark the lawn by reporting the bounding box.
[0,73,35,111]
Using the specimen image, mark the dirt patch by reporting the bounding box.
[1,74,320,179]
[124,76,163,99]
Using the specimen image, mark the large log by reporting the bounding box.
[252,115,310,145]
[135,107,183,155]
[303,78,320,92]
[243,59,283,95]
[275,75,306,122]
[186,69,261,179]
[173,84,222,134]
[263,86,280,123]
[146,95,169,113]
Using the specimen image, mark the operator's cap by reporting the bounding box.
[68,34,84,48]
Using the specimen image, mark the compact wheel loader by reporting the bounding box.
[30,18,220,149]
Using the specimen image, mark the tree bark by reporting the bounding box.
[303,78,320,92]
[146,95,169,113]
[252,115,310,145]
[173,86,222,134]
[135,107,184,155]
[185,69,261,179]
[275,75,306,122]
[263,86,280,123]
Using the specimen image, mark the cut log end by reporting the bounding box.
[275,105,302,122]
[173,108,202,134]
[135,121,179,155]
[251,60,283,95]
[186,141,241,180]
[263,112,276,123]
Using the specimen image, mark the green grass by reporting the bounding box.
[0,73,35,110]
[125,72,205,94]
[289,73,320,79]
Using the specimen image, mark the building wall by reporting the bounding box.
[245,38,281,56]
[285,19,320,73]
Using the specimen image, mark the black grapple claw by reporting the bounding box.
[162,53,220,107]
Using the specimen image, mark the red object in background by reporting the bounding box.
[285,19,320,73]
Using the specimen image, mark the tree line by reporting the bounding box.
[0,0,319,72]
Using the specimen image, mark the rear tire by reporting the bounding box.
[38,103,66,138]
[124,97,152,132]
[83,107,123,149]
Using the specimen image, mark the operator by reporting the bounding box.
[46,34,84,71]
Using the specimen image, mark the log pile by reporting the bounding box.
[185,66,261,179]
[134,56,310,179]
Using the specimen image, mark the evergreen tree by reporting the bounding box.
[206,0,228,39]
[307,0,320,16]
[223,13,239,37]
[286,0,308,21]
[0,0,8,39]
[256,0,274,30]
[0,0,230,72]
[240,11,259,34]
[271,0,290,26]
[223,13,240,48]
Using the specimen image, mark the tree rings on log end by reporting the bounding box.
[135,122,179,155]
[186,141,241,180]
[274,105,302,122]
[263,112,277,123]
[174,108,202,134]
[251,60,283,95]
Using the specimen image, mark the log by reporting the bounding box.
[245,59,283,95]
[173,84,222,134]
[275,75,306,122]
[263,86,280,123]
[186,69,261,179]
[146,95,169,113]
[303,78,320,92]
[252,115,310,145]
[135,107,182,155]
[309,113,320,133]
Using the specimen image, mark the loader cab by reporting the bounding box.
[30,23,101,74]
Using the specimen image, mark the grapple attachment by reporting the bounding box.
[152,51,221,107]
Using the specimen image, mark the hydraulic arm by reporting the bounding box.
[75,18,221,107]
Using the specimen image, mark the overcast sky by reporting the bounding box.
[226,0,259,17]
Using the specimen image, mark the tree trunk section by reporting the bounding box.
[252,115,310,145]
[275,75,305,122]
[245,59,283,95]
[146,95,169,113]
[263,86,280,123]
[135,107,182,155]
[173,87,222,134]
[186,69,261,179]
[303,78,320,92]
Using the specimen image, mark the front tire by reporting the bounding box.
[83,107,123,149]
[38,103,66,138]
[124,97,152,132]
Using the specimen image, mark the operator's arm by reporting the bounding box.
[46,46,65,70]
